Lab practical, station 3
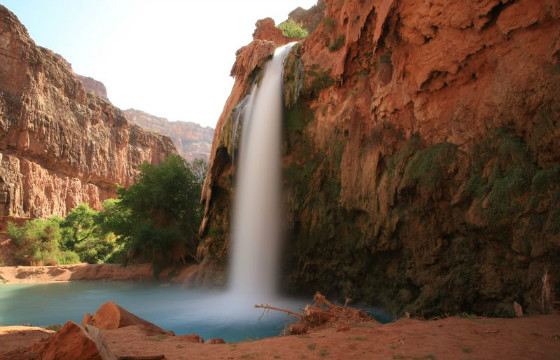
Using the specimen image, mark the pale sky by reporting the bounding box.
[0,0,317,128]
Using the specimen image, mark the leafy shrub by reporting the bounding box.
[278,20,309,39]
[7,218,74,265]
[57,250,81,265]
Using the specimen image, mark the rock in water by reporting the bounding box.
[84,301,173,335]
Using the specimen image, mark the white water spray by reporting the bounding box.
[229,43,295,297]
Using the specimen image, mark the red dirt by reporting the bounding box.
[100,314,560,359]
[3,314,559,359]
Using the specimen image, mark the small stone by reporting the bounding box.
[178,334,204,343]
[207,338,226,344]
[513,302,523,317]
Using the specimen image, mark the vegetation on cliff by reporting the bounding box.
[281,123,560,317]
[277,20,309,39]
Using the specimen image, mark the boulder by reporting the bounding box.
[35,321,101,360]
[84,301,173,335]
[252,18,291,44]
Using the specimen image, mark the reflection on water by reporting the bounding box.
[0,282,393,342]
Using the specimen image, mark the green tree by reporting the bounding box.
[59,203,116,264]
[100,155,203,267]
[278,20,309,39]
[60,204,98,250]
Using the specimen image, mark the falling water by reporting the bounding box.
[229,43,295,297]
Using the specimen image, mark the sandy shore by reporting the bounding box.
[0,264,154,284]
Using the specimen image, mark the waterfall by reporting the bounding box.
[229,43,295,297]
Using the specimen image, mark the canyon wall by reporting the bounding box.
[0,6,176,220]
[77,75,108,100]
[74,76,214,162]
[200,0,560,316]
[124,109,213,162]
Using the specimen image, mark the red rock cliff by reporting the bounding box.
[0,6,176,219]
[77,75,108,100]
[200,0,560,316]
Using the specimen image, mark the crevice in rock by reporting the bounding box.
[481,0,517,31]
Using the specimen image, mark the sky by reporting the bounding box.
[0,0,317,128]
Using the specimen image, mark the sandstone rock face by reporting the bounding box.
[201,0,560,316]
[124,109,213,162]
[0,6,176,221]
[253,18,294,45]
[77,75,108,100]
[288,0,326,34]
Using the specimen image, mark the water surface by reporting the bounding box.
[0,281,393,342]
[0,281,304,342]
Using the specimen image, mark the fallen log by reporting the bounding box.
[254,304,304,320]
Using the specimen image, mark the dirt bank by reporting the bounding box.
[0,264,154,284]
[0,326,53,356]
[0,264,200,284]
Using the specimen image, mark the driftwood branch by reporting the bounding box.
[254,304,304,320]
[255,292,374,336]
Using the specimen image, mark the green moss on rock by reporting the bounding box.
[281,125,560,317]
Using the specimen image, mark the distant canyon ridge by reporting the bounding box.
[78,77,213,162]
[122,109,213,162]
